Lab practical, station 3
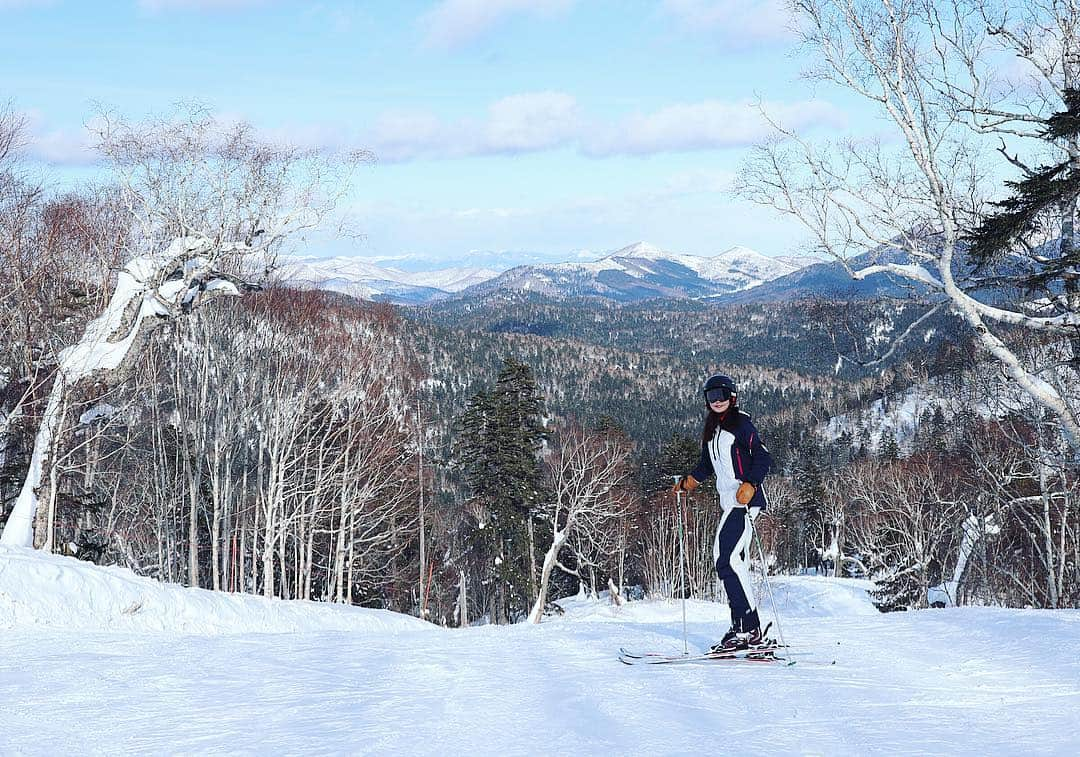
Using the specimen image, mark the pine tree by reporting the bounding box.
[457,357,547,624]
[655,433,700,493]
[793,458,826,572]
[966,88,1080,304]
[879,433,900,461]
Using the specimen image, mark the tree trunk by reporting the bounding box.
[529,531,566,623]
[526,513,538,605]
[457,569,468,627]
[2,376,65,547]
[35,395,69,551]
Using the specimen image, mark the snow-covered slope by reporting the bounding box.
[273,244,808,305]
[822,376,1026,455]
[3,550,1078,754]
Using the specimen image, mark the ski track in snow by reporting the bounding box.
[2,553,1079,755]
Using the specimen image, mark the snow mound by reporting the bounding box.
[767,575,878,617]
[0,547,433,635]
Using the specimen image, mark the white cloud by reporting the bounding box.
[662,0,794,45]
[366,92,580,161]
[19,94,843,169]
[361,94,846,162]
[18,112,98,166]
[482,92,581,153]
[420,0,576,50]
[369,109,469,162]
[583,99,847,156]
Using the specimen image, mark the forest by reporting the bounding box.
[5,0,1080,625]
[1,100,1075,626]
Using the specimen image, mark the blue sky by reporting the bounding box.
[1,0,874,270]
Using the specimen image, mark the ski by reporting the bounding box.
[618,652,793,666]
[618,644,782,660]
[618,647,790,666]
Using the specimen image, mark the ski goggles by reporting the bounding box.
[704,387,734,403]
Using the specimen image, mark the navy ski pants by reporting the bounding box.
[713,506,759,632]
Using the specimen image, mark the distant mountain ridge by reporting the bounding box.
[457,242,810,303]
[276,256,499,303]
[278,243,816,304]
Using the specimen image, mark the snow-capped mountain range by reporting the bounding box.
[279,243,816,305]
[276,256,499,303]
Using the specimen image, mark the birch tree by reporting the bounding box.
[528,422,632,623]
[1,106,361,548]
[740,0,1080,448]
[847,456,964,609]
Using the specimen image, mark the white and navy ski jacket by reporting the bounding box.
[690,410,772,510]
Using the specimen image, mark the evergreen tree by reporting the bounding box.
[879,433,900,461]
[457,357,547,623]
[793,457,826,571]
[655,433,700,493]
[966,88,1080,295]
[928,407,948,453]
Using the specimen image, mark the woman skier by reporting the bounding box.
[673,373,774,653]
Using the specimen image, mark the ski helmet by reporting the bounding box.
[703,374,736,404]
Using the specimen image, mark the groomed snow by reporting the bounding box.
[2,548,1078,755]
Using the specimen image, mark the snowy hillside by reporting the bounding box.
[0,546,428,635]
[2,547,1078,754]
[822,377,1026,455]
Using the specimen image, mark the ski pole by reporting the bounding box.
[751,517,786,649]
[672,478,688,656]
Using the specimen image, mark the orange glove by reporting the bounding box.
[736,482,756,505]
[672,475,699,493]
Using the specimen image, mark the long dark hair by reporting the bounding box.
[701,397,740,445]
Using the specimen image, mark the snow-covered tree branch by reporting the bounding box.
[528,423,632,623]
[739,0,1080,448]
[0,106,364,548]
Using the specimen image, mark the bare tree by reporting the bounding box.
[528,422,632,623]
[1,106,362,548]
[740,0,1080,447]
[640,486,723,600]
[847,456,964,609]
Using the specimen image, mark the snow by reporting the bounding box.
[2,548,1079,754]
[78,402,117,425]
[590,242,800,289]
[2,238,248,548]
[0,547,427,635]
[277,255,499,297]
[277,243,807,301]
[824,385,953,453]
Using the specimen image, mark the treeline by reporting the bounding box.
[761,356,1080,611]
[3,287,425,606]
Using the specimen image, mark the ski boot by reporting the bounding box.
[708,622,776,656]
[708,627,748,654]
[744,622,777,658]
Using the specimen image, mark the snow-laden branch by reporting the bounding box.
[849,261,944,288]
[740,0,1080,451]
[0,236,258,548]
